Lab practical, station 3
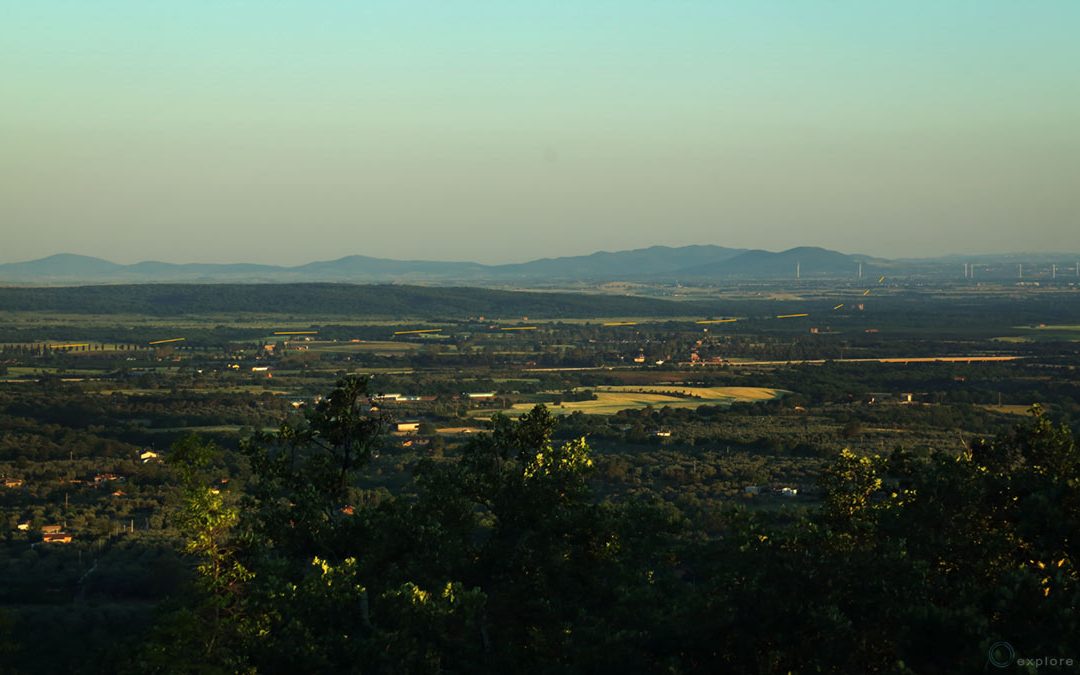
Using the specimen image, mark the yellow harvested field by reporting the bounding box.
[491,386,785,416]
[593,385,783,401]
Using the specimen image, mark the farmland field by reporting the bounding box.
[592,385,785,401]
[493,385,786,416]
[303,340,425,354]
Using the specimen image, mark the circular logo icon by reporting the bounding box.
[988,641,1016,668]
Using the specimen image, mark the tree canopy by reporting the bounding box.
[135,378,1079,673]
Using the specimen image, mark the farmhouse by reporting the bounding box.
[3,478,24,488]
[396,421,421,433]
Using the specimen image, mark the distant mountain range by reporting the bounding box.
[1,246,1077,285]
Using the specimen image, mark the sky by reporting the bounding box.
[2,1,1078,265]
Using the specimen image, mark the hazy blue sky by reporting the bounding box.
[2,2,1078,264]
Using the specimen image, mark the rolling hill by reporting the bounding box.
[674,246,882,278]
[2,246,1075,285]
[0,245,855,284]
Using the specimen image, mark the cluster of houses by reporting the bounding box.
[7,447,168,544]
[39,524,73,544]
[93,473,125,487]
[688,353,727,366]
[864,392,920,406]
[744,485,800,498]
[632,353,668,365]
[12,521,73,544]
[5,446,158,487]
[376,392,499,437]
[373,394,437,403]
[374,392,495,403]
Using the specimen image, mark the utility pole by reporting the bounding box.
[1019,263,1023,279]
[858,262,863,280]
[796,261,800,280]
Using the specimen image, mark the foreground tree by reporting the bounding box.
[139,381,1079,673]
[136,377,682,673]
[681,406,1080,673]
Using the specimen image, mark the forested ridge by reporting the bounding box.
[2,284,1078,336]
[0,284,712,318]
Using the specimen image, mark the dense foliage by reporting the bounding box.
[127,377,1078,673]
[0,284,717,318]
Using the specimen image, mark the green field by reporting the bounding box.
[1013,324,1080,341]
[302,340,424,354]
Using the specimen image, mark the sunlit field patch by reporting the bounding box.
[485,386,786,416]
